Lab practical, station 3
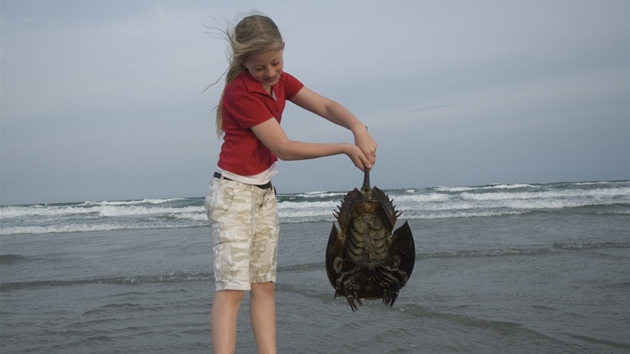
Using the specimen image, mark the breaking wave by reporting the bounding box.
[1,180,628,235]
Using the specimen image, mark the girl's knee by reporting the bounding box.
[251,282,275,297]
[215,289,245,307]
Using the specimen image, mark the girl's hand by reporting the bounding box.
[344,143,372,171]
[353,126,377,168]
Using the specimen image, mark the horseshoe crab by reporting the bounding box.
[325,169,415,311]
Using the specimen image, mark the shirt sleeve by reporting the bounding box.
[224,90,274,129]
[282,72,305,100]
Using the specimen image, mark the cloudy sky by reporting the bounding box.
[1,0,628,205]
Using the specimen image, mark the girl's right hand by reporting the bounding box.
[344,143,372,171]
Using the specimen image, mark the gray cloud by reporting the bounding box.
[1,0,628,205]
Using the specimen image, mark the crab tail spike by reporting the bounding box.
[362,168,371,191]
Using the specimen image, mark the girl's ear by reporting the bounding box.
[282,41,286,50]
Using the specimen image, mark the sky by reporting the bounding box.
[1,0,628,205]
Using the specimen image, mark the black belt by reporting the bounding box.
[213,172,273,190]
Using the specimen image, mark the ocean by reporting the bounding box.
[1,180,629,353]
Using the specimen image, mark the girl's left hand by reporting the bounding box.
[354,127,377,168]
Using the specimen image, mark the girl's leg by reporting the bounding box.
[211,289,244,354]
[250,282,276,354]
[249,187,279,353]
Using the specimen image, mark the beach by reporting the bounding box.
[1,181,629,353]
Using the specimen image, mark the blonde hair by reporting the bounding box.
[214,14,284,137]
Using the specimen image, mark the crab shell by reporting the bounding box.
[325,171,415,306]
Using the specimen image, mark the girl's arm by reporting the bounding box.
[289,86,377,165]
[250,116,372,171]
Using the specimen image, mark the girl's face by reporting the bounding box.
[242,49,284,92]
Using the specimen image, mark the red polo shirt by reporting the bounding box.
[218,71,304,175]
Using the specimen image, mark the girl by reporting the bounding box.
[205,13,377,354]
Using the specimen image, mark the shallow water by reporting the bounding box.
[1,210,629,353]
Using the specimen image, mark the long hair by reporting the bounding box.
[214,14,284,138]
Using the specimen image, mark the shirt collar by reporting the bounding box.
[242,71,272,95]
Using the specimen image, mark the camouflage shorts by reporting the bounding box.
[204,176,279,291]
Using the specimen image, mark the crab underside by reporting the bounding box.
[325,169,415,312]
